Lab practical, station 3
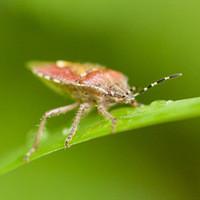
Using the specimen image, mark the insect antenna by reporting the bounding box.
[133,73,183,98]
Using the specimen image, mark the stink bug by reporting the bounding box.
[25,60,182,160]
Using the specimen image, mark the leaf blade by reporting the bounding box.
[0,97,200,175]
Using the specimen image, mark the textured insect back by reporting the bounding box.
[133,73,183,97]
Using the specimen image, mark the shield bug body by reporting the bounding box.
[25,60,182,160]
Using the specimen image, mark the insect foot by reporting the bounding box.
[111,118,117,133]
[64,137,72,149]
[24,147,36,162]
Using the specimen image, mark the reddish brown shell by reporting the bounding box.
[29,60,129,97]
[33,63,80,84]
[80,69,129,93]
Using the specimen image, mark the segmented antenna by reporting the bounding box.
[133,73,183,98]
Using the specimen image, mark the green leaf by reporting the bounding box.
[1,97,200,175]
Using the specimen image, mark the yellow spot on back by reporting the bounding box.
[56,60,105,76]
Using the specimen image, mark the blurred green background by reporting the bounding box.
[0,0,200,199]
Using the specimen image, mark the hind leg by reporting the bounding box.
[24,103,79,161]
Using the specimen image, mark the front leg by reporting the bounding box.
[24,103,79,161]
[97,103,117,133]
[65,102,92,148]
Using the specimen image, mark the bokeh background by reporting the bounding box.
[0,0,200,199]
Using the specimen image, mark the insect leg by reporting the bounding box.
[65,102,92,148]
[24,103,79,161]
[97,103,117,133]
